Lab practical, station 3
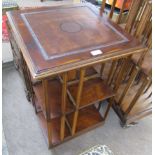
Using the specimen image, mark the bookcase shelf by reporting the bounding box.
[37,112,71,146]
[33,79,75,119]
[68,78,114,109]
[32,72,115,147]
[66,105,104,133]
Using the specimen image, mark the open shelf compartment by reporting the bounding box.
[59,67,99,85]
[37,112,71,146]
[33,79,75,119]
[68,77,115,109]
[66,105,104,134]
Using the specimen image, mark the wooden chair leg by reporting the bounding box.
[124,77,149,116]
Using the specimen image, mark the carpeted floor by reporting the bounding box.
[2,66,152,155]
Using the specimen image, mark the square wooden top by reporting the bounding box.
[7,3,145,79]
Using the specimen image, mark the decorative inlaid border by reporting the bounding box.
[20,5,129,60]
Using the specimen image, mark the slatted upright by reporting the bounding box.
[71,68,85,135]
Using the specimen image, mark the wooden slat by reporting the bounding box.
[42,79,50,119]
[107,60,117,85]
[146,32,152,49]
[136,49,148,66]
[60,72,68,141]
[109,0,117,19]
[124,77,149,115]
[103,98,113,121]
[144,80,152,94]
[21,54,33,101]
[133,0,146,29]
[116,0,126,24]
[109,59,123,86]
[143,17,152,44]
[113,57,131,92]
[135,1,152,40]
[125,0,142,33]
[71,68,85,135]
[67,105,104,133]
[33,79,74,119]
[37,112,71,147]
[42,79,52,147]
[75,68,86,108]
[115,71,152,119]
[60,116,65,141]
[25,64,34,96]
[100,0,107,16]
[100,63,105,78]
[119,66,139,106]
[61,73,68,113]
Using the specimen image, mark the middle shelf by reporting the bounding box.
[33,72,115,120]
[68,78,115,109]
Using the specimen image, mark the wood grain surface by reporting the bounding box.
[7,3,145,79]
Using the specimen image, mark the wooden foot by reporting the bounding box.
[120,120,138,128]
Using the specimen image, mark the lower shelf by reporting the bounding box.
[37,112,71,146]
[66,105,104,133]
[37,105,105,147]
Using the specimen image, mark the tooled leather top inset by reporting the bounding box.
[60,22,82,33]
[20,6,129,60]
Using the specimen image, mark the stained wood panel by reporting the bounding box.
[68,78,115,108]
[23,7,124,59]
[67,105,104,133]
[33,79,74,119]
[37,112,71,146]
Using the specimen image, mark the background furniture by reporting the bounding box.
[100,0,152,127]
